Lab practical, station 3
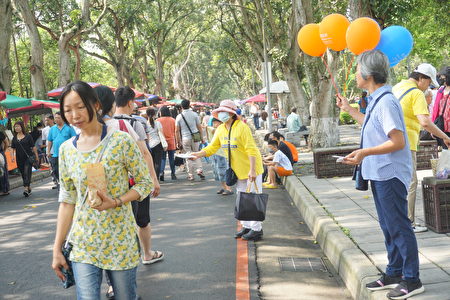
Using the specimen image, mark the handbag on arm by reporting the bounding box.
[234,181,269,221]
[353,91,392,191]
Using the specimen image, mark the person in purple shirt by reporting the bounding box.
[336,50,424,300]
[47,111,77,190]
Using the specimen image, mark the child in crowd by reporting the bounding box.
[263,139,293,189]
[208,118,233,195]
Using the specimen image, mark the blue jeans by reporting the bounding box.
[371,178,420,282]
[211,155,227,182]
[160,150,175,176]
[72,262,137,300]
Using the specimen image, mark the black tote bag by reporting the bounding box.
[234,182,268,221]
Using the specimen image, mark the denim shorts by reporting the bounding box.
[72,262,137,300]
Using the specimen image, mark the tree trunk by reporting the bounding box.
[295,0,341,148]
[0,0,12,93]
[154,45,165,96]
[58,34,73,87]
[72,38,82,80]
[306,52,340,148]
[283,63,310,125]
[13,0,47,99]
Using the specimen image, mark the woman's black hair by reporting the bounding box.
[409,72,431,82]
[13,121,27,135]
[146,107,156,128]
[268,139,279,147]
[59,81,103,124]
[160,106,171,117]
[94,85,115,116]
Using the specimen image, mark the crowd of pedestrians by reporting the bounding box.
[0,49,446,300]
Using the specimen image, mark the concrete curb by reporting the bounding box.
[285,175,388,300]
[9,170,52,191]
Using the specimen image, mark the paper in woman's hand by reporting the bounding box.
[85,163,107,208]
[175,153,196,159]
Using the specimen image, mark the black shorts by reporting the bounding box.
[131,195,150,227]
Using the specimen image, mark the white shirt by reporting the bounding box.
[42,126,53,154]
[175,109,200,140]
[105,118,139,142]
[147,120,162,148]
[273,150,293,171]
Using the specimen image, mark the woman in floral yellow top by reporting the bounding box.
[52,81,151,300]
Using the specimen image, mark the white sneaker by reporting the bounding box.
[412,224,428,233]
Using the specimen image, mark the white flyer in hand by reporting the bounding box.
[175,153,196,159]
[332,155,345,163]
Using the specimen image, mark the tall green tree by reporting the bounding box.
[0,0,12,93]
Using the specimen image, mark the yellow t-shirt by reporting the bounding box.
[393,79,428,151]
[202,120,263,179]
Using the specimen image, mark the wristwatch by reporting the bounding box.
[116,198,123,207]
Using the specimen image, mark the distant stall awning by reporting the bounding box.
[48,82,101,98]
[6,99,60,117]
[0,94,32,109]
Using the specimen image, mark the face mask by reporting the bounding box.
[268,149,275,154]
[218,111,231,123]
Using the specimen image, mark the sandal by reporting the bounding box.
[187,175,195,181]
[142,250,164,265]
[222,190,234,196]
[216,189,224,194]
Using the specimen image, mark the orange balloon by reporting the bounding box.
[346,17,381,55]
[319,14,350,51]
[297,24,326,57]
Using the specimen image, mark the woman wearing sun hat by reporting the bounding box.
[191,100,265,241]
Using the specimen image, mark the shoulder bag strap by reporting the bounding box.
[180,112,194,135]
[398,87,418,102]
[227,120,236,168]
[64,133,113,247]
[16,135,33,161]
[439,94,449,117]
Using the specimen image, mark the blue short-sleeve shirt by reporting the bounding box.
[361,85,412,189]
[47,124,77,157]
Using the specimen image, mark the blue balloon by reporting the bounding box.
[375,26,413,67]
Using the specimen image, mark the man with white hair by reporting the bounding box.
[393,63,450,233]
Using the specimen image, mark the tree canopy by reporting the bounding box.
[1,0,448,147]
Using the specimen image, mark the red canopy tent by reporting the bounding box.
[241,94,266,104]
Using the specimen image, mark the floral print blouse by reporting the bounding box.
[58,131,151,270]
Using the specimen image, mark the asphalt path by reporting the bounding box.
[0,165,350,300]
[0,168,241,300]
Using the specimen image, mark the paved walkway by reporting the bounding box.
[255,125,450,299]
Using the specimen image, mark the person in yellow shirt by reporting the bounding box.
[191,100,265,241]
[393,63,450,233]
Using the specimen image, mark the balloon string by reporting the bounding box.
[343,54,355,94]
[321,54,339,95]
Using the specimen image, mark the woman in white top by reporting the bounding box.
[146,107,166,179]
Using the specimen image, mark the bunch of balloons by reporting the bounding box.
[297,13,414,67]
